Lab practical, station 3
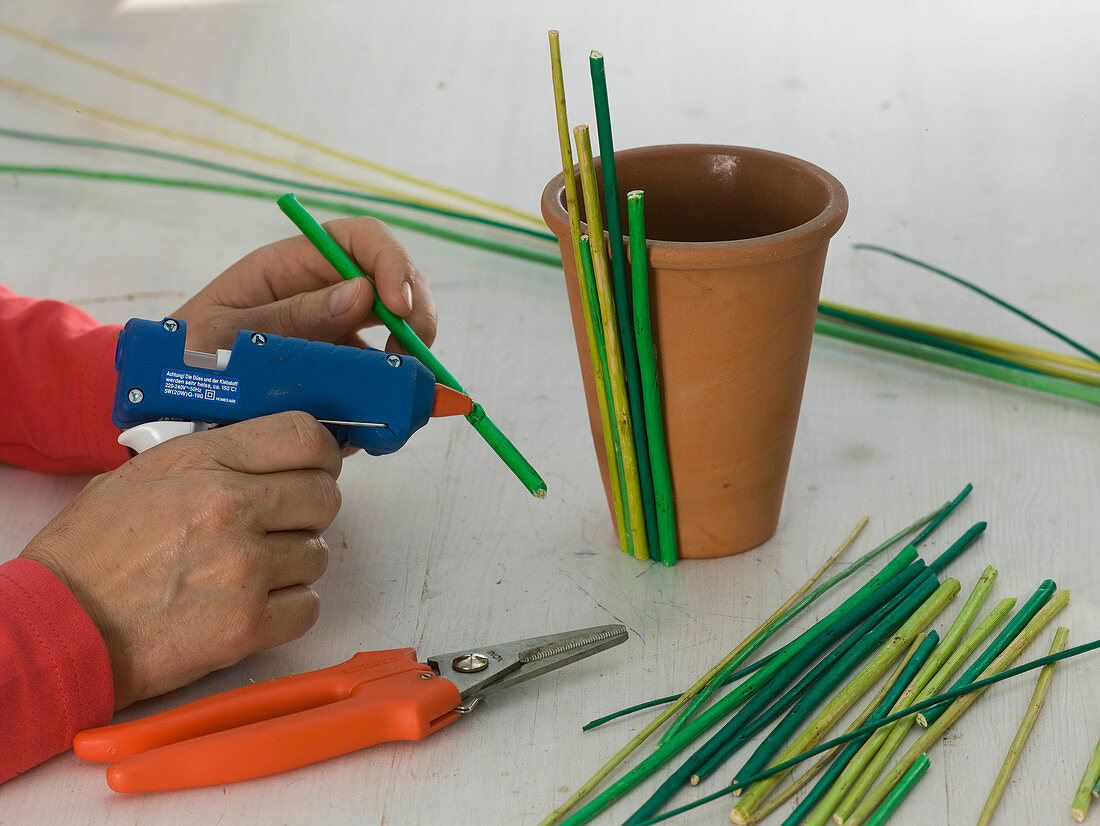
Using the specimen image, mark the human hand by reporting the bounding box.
[20,412,343,710]
[172,217,437,355]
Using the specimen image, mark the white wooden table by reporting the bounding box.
[1,3,1097,824]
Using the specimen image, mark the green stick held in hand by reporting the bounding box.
[277,193,547,498]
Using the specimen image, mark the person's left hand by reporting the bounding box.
[173,217,437,355]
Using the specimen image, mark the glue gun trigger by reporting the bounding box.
[118,421,212,454]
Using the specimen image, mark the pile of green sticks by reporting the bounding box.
[541,484,1095,825]
[548,33,677,565]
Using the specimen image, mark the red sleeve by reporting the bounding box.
[0,286,131,473]
[0,558,114,783]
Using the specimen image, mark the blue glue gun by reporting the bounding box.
[112,318,472,455]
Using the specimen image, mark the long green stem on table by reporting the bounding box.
[853,243,1100,364]
[826,566,1002,825]
[977,627,1068,826]
[918,579,1056,726]
[819,304,1044,375]
[0,165,562,268]
[632,629,1100,826]
[554,546,920,826]
[1072,729,1100,822]
[863,754,931,826]
[276,194,547,498]
[590,52,658,560]
[539,518,867,826]
[845,590,1070,826]
[773,633,938,826]
[579,235,632,554]
[626,190,677,566]
[0,126,557,242]
[814,317,1100,405]
[730,579,960,824]
[653,497,958,743]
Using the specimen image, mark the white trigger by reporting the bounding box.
[119,421,209,454]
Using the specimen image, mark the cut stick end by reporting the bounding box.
[1072,808,1086,823]
[833,816,844,825]
[591,50,603,60]
[534,487,548,499]
[916,714,929,727]
[729,809,748,825]
[690,775,699,786]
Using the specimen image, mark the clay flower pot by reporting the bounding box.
[541,144,848,559]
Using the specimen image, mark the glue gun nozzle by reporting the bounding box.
[431,384,474,418]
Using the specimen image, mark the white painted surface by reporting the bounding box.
[1,2,1097,824]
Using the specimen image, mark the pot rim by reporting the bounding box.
[540,143,849,270]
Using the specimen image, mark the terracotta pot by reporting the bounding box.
[541,144,848,558]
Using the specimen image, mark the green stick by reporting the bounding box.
[829,570,1006,825]
[977,627,1068,826]
[631,631,1100,826]
[0,126,556,241]
[626,190,676,566]
[540,518,865,826]
[574,125,649,558]
[1072,729,1100,822]
[814,317,1100,406]
[580,235,632,553]
[845,589,1071,826]
[863,754,931,826]
[590,52,659,561]
[548,30,628,551]
[276,193,547,498]
[852,243,1100,364]
[918,579,1056,727]
[657,502,952,744]
[731,579,960,822]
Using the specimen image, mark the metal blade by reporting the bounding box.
[426,624,627,702]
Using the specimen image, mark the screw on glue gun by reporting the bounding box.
[112,318,472,455]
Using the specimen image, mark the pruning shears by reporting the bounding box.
[74,624,628,792]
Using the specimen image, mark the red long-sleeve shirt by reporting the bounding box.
[0,285,126,783]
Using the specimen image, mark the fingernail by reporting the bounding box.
[327,279,359,316]
[401,281,414,313]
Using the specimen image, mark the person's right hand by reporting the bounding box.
[20,411,343,710]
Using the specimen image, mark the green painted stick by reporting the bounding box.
[548,32,628,550]
[730,578,961,822]
[631,630,1100,826]
[828,569,1006,825]
[580,235,632,553]
[574,126,649,558]
[590,51,659,562]
[554,547,920,826]
[626,190,676,566]
[863,754,931,826]
[977,627,1068,826]
[276,194,547,498]
[918,579,1057,726]
[539,517,865,826]
[845,589,1071,826]
[1072,729,1100,822]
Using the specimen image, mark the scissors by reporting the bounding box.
[74,624,628,793]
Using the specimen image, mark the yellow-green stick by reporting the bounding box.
[845,589,1070,826]
[574,124,648,560]
[1072,728,1100,821]
[548,31,628,552]
[978,627,1068,826]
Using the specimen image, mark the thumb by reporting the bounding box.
[237,277,376,343]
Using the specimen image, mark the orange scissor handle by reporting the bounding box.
[73,648,462,792]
